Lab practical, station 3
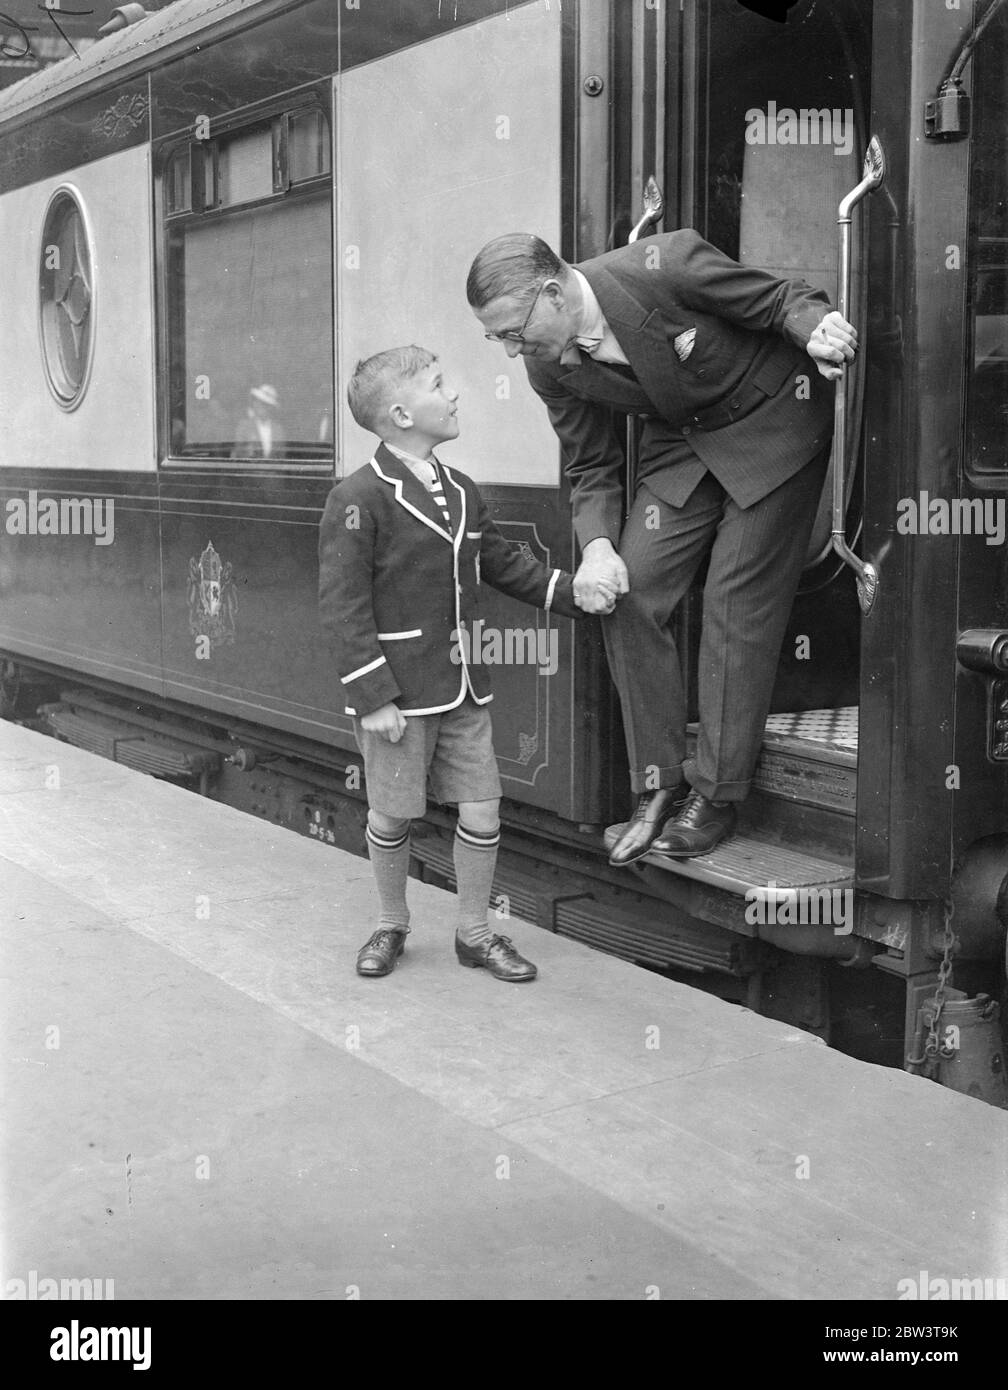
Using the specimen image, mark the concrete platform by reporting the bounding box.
[1,720,1006,1300]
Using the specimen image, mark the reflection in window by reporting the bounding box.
[168,197,333,460]
[967,3,1008,479]
[163,104,333,464]
[39,189,95,409]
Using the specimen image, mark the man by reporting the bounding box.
[232,383,287,460]
[467,229,856,864]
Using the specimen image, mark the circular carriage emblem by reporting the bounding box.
[38,186,95,410]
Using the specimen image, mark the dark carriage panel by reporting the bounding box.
[158,471,341,741]
[0,472,163,692]
[467,485,578,812]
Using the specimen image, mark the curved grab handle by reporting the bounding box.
[831,136,885,614]
[628,175,665,245]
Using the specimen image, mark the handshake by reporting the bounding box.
[572,538,629,615]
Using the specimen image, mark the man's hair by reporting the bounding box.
[347,345,438,436]
[465,233,565,310]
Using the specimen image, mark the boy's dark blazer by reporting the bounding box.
[524,229,837,548]
[318,443,578,717]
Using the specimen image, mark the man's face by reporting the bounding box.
[474,280,578,363]
[393,363,459,444]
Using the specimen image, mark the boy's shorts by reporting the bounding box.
[353,695,502,819]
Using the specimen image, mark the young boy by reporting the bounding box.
[318,346,590,982]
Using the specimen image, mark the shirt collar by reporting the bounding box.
[384,442,440,485]
[571,267,607,348]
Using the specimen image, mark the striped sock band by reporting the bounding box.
[365,824,409,853]
[454,822,501,852]
[454,821,501,947]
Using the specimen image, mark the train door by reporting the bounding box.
[621,0,873,898]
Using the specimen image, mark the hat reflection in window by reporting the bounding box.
[232,384,287,460]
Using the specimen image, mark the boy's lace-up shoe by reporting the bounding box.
[356,928,408,977]
[455,933,537,982]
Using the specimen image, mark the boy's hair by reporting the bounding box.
[465,233,565,310]
[347,345,438,436]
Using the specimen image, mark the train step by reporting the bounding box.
[609,709,857,893]
[688,706,857,814]
[682,706,858,863]
[601,824,853,895]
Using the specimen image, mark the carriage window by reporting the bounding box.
[215,126,274,207]
[161,104,333,465]
[289,109,330,183]
[165,147,191,215]
[967,1,1008,482]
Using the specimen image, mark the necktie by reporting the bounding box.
[428,459,452,528]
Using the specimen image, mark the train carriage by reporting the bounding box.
[1,0,1006,1097]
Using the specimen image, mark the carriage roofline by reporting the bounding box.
[0,0,287,131]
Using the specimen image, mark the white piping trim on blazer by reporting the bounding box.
[376,630,422,640]
[544,569,560,612]
[442,463,492,707]
[341,655,387,685]
[369,455,453,542]
[345,687,491,719]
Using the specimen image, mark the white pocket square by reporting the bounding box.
[673,328,697,362]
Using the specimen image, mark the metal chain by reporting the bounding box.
[906,899,957,1073]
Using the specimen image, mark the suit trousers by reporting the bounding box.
[602,446,831,801]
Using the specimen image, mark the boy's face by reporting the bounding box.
[391,363,459,446]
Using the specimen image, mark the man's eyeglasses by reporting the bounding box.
[483,280,548,344]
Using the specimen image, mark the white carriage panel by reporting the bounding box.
[336,4,562,487]
[0,144,154,472]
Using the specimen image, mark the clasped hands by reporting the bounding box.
[573,538,628,615]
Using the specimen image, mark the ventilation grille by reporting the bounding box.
[40,704,220,781]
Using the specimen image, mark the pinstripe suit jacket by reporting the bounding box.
[524,230,836,547]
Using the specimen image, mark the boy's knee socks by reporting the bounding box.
[365,815,411,931]
[454,821,501,948]
[365,815,501,945]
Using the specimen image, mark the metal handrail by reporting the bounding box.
[831,136,885,615]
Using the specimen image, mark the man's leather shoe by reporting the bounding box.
[455,933,537,982]
[652,791,737,858]
[607,784,691,866]
[356,927,408,977]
